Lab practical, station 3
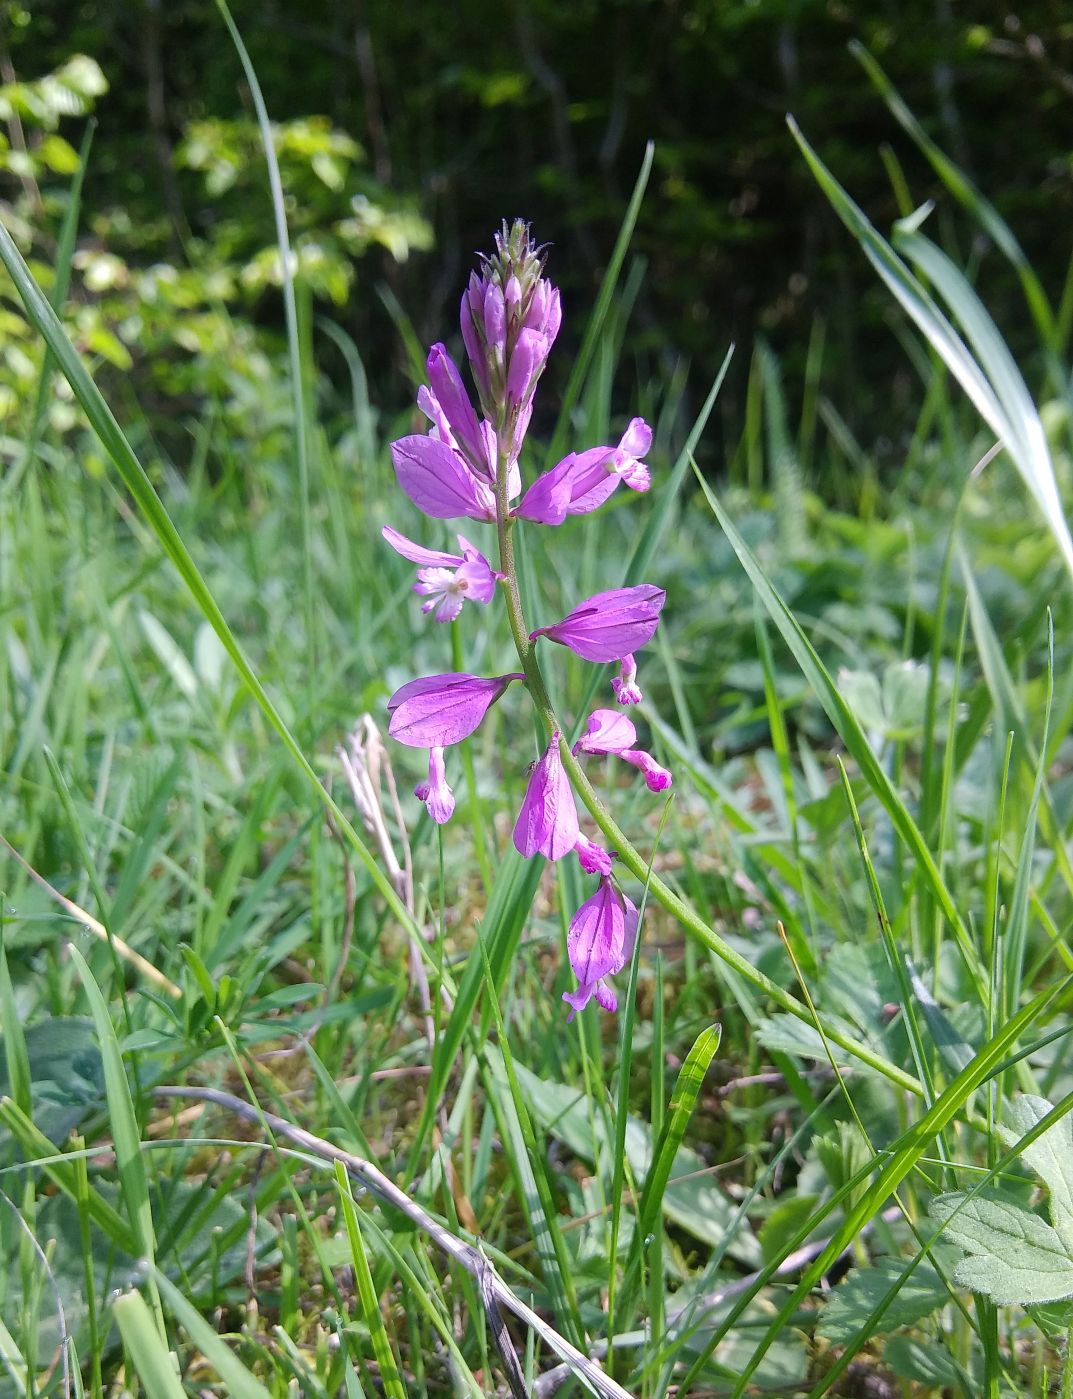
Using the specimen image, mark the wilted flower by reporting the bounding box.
[574,834,614,875]
[382,526,500,623]
[530,585,666,663]
[562,876,638,1018]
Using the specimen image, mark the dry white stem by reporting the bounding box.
[157,1084,635,1399]
[0,832,181,997]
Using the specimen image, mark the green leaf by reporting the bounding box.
[883,1335,970,1393]
[818,1256,950,1343]
[639,1024,721,1240]
[998,1095,1073,1251]
[929,1191,1073,1305]
[789,115,1073,583]
[516,1063,760,1265]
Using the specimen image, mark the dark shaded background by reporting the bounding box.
[12,0,1073,472]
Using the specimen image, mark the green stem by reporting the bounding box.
[492,435,923,1098]
[451,619,493,891]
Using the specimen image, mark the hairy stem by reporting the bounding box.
[492,435,922,1096]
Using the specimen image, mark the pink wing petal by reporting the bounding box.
[382,525,461,569]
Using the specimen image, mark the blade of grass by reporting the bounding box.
[153,1268,273,1399]
[112,1292,185,1399]
[333,1160,407,1399]
[789,115,1073,581]
[69,945,165,1342]
[548,141,655,464]
[693,469,986,1004]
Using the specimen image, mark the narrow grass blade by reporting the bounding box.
[69,945,165,1340]
[896,229,1070,570]
[788,116,1073,581]
[638,1023,721,1240]
[334,1161,407,1399]
[478,937,583,1345]
[693,471,985,1001]
[0,942,32,1118]
[549,141,655,463]
[850,41,1056,346]
[153,1269,273,1399]
[212,0,316,721]
[112,1293,185,1398]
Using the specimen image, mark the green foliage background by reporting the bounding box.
[8,0,1073,468]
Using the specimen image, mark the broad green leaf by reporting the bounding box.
[516,1063,760,1265]
[998,1095,1073,1250]
[883,1336,970,1393]
[930,1191,1073,1305]
[818,1256,950,1342]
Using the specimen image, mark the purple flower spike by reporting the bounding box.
[515,418,653,526]
[562,877,638,1019]
[415,746,455,824]
[574,834,614,876]
[382,526,499,623]
[612,654,643,706]
[388,672,523,748]
[529,585,666,663]
[513,733,580,860]
[390,435,497,522]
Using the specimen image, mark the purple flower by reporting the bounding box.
[574,834,614,875]
[622,750,673,792]
[387,671,523,748]
[422,343,491,480]
[390,435,497,522]
[382,526,499,623]
[612,653,643,706]
[562,877,638,1019]
[515,419,653,526]
[574,708,637,756]
[574,708,673,793]
[513,733,579,860]
[415,746,455,824]
[529,585,666,663]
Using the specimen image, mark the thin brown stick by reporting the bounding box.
[155,1084,636,1399]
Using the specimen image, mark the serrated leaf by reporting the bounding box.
[818,1255,950,1342]
[930,1190,1073,1305]
[998,1095,1073,1250]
